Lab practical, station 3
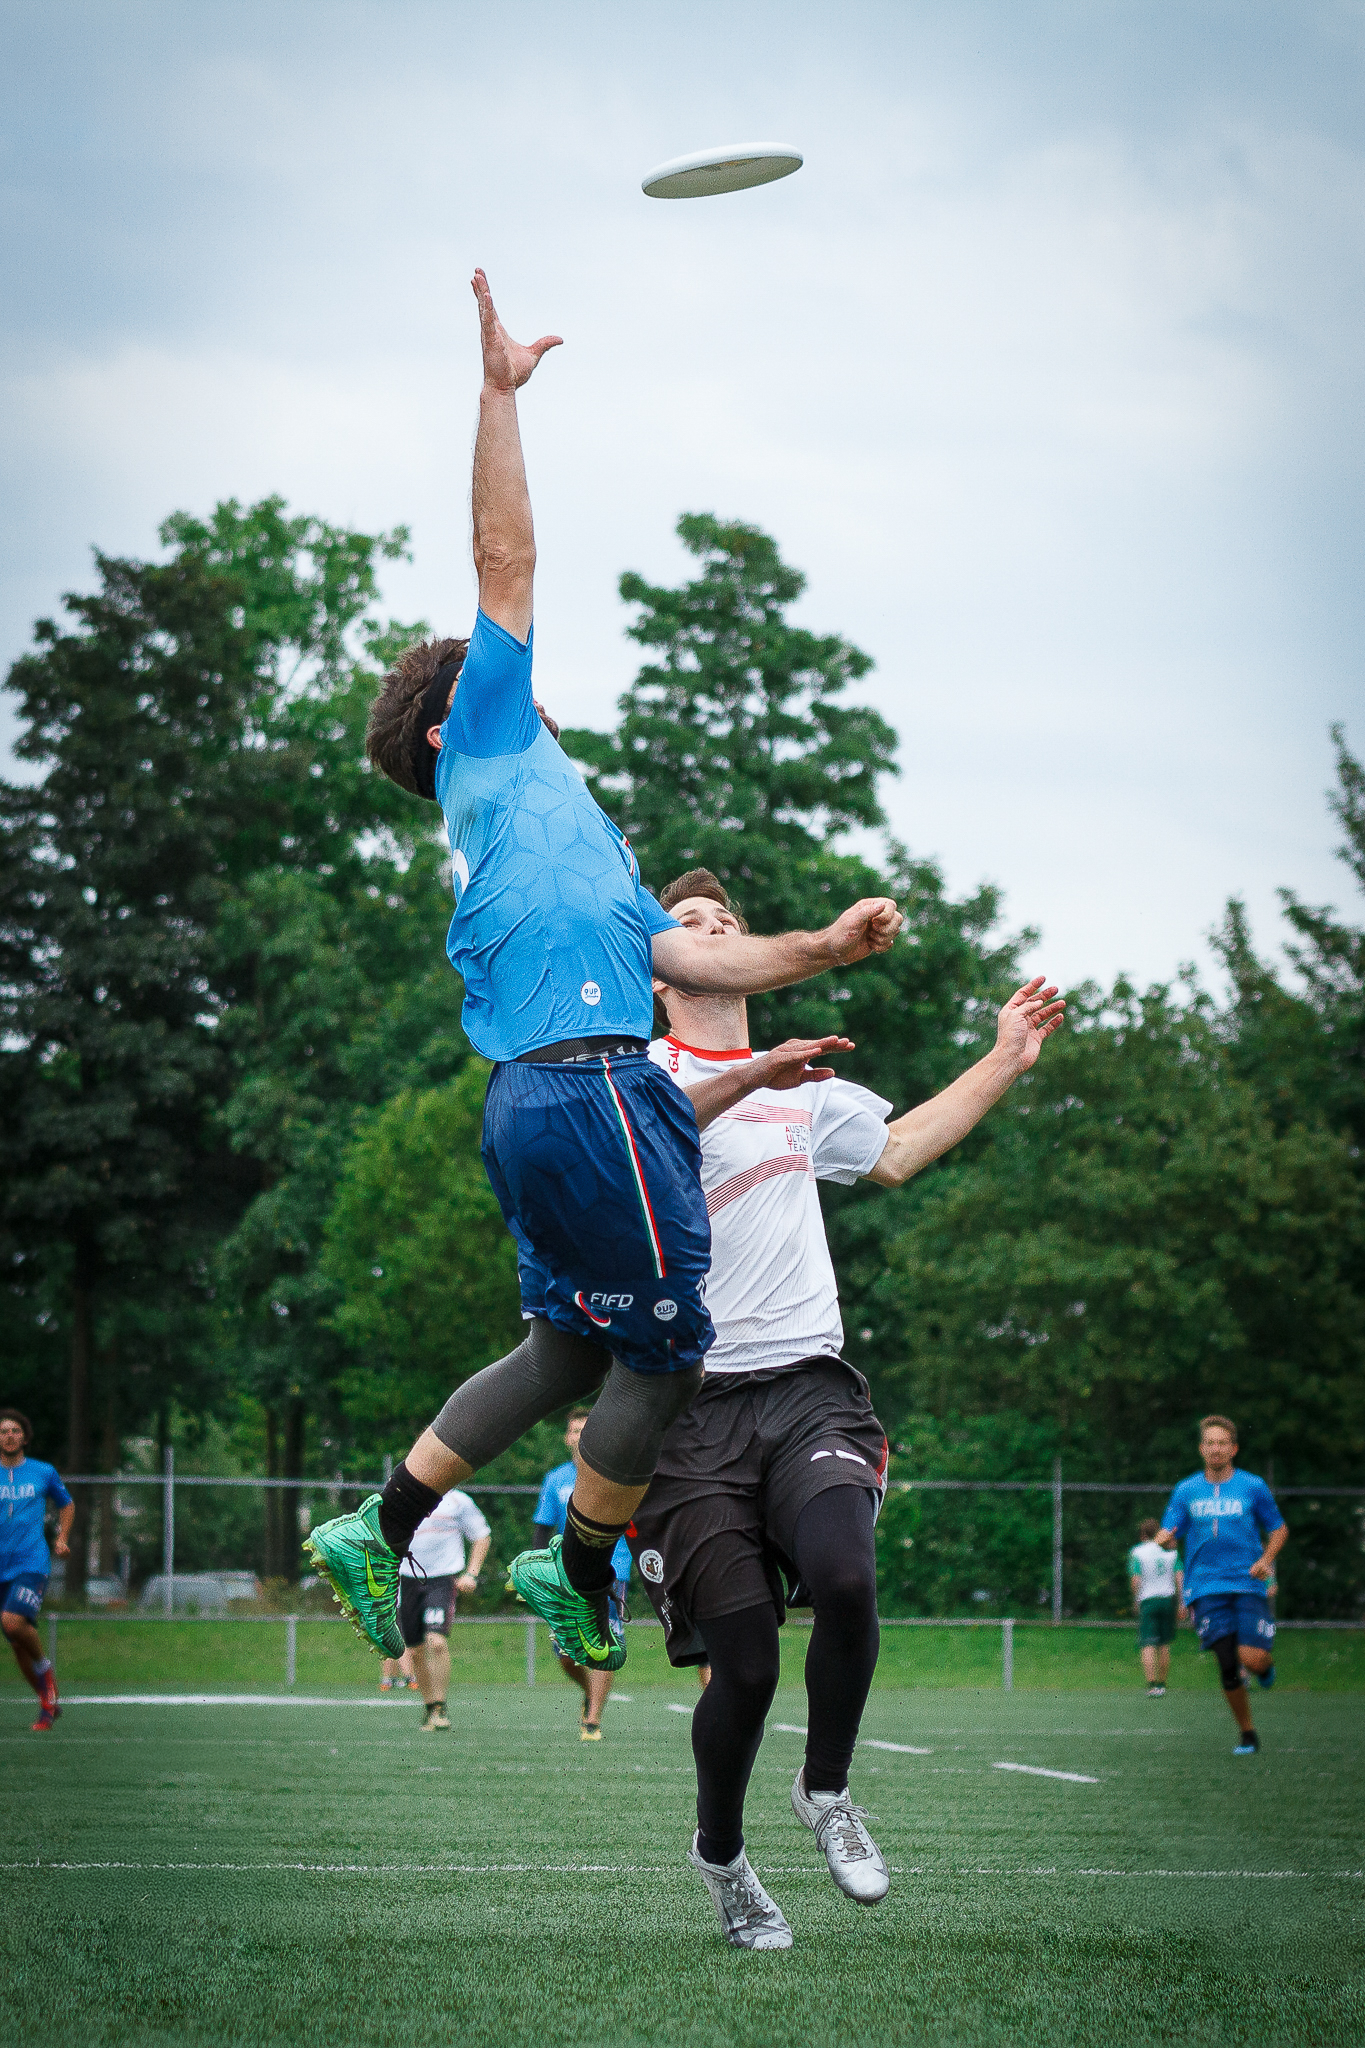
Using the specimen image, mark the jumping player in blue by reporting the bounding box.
[0,1409,73,1731]
[1158,1413,1287,1757]
[305,270,903,1678]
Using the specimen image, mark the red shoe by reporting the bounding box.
[38,1668,59,1718]
[32,1706,60,1731]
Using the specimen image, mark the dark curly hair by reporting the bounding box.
[364,636,470,795]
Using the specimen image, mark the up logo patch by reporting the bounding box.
[581,981,602,1006]
[653,1299,677,1322]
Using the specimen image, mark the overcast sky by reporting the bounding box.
[2,1,1362,993]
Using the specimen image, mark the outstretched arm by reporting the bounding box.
[469,269,562,645]
[651,898,903,997]
[867,978,1065,1186]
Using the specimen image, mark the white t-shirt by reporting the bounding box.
[650,1036,892,1373]
[400,1488,491,1580]
[1128,1538,1179,1603]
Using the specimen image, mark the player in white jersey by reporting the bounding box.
[398,1489,491,1731]
[629,871,1064,1950]
[1129,1516,1185,1696]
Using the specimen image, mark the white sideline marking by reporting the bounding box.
[666,1703,693,1714]
[773,1724,931,1754]
[994,1761,1099,1784]
[60,1695,409,1707]
[4,1860,1359,1880]
[608,1694,633,1704]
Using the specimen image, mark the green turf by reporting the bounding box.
[5,1676,1363,2046]
[25,1615,1365,1696]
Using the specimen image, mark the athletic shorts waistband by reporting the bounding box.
[515,1036,649,1064]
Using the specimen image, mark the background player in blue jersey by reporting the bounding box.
[0,1409,72,1731]
[1158,1414,1287,1756]
[533,1408,633,1740]
[308,270,903,1678]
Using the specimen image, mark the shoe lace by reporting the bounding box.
[813,1798,876,1863]
[719,1864,775,1929]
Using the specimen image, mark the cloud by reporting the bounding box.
[2,0,1361,989]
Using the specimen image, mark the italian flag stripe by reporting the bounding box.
[600,1059,666,1280]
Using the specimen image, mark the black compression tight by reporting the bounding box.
[691,1485,880,1865]
[794,1485,882,1792]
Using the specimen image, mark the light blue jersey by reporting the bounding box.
[534,1458,633,1582]
[1160,1468,1283,1603]
[434,611,676,1063]
[0,1457,71,1578]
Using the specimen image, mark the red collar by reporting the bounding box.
[665,1035,753,1062]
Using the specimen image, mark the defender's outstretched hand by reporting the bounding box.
[824,898,904,964]
[472,269,562,392]
[752,1036,855,1091]
[680,1036,856,1133]
[996,977,1066,1071]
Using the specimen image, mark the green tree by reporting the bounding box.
[872,979,1365,1610]
[0,548,273,1585]
[0,499,425,1581]
[561,515,1024,1353]
[320,1062,522,1438]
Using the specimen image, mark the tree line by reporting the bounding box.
[3,502,1361,1615]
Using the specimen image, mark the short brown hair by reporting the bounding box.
[1138,1517,1159,1542]
[365,636,469,795]
[0,1408,33,1444]
[659,868,749,934]
[566,1405,592,1425]
[1199,1413,1238,1443]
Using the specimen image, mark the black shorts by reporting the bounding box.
[626,1357,887,1668]
[399,1575,457,1649]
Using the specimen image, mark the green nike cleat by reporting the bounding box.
[302,1493,405,1658]
[509,1536,626,1671]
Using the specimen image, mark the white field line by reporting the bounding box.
[862,1739,932,1755]
[61,1695,409,1707]
[666,1703,693,1714]
[3,1860,1359,1880]
[994,1761,1098,1784]
[772,1722,808,1734]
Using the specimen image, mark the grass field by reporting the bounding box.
[5,1628,1364,2047]
[28,1613,1365,1695]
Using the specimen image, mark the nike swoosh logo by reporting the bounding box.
[365,1555,388,1600]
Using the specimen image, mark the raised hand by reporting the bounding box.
[824,898,904,965]
[472,268,562,392]
[752,1035,855,1092]
[995,977,1066,1071]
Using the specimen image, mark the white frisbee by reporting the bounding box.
[641,143,803,201]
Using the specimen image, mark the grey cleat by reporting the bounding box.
[687,1834,793,1950]
[791,1768,890,1903]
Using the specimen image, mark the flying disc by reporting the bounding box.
[641,143,803,200]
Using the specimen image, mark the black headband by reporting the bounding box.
[411,659,463,801]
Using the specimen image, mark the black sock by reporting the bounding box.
[560,1499,624,1595]
[377,1463,442,1560]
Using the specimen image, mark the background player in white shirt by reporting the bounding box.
[632,870,1064,1950]
[1128,1516,1185,1696]
[399,1489,492,1731]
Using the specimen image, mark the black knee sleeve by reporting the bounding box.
[576,1361,704,1488]
[430,1319,609,1469]
[1212,1633,1244,1691]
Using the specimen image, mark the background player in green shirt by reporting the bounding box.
[1128,1516,1185,1696]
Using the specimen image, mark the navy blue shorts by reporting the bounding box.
[0,1573,47,1621]
[481,1050,714,1375]
[1192,1592,1275,1651]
